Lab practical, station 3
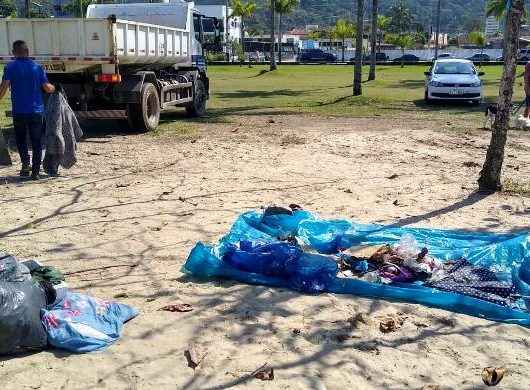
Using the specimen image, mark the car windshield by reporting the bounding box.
[434,62,474,75]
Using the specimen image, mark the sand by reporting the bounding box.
[1,113,529,389]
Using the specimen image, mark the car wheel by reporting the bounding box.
[471,99,481,106]
[424,90,431,104]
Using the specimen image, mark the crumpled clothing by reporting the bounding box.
[43,91,83,174]
[379,263,416,283]
[426,259,517,307]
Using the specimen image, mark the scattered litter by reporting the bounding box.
[292,328,301,335]
[387,174,399,180]
[184,345,207,370]
[379,315,405,333]
[392,199,400,206]
[87,151,101,156]
[116,183,130,188]
[343,189,353,194]
[482,367,506,386]
[114,292,129,299]
[253,363,274,381]
[267,119,276,124]
[462,161,481,168]
[159,303,193,312]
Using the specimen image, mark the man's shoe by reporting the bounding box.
[20,165,31,177]
[30,173,40,181]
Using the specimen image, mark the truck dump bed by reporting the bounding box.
[0,17,191,73]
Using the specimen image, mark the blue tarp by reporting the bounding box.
[183,210,530,326]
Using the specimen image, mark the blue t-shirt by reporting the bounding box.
[2,58,49,114]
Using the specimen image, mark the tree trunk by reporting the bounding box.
[270,0,277,71]
[353,0,364,96]
[279,12,282,63]
[342,38,345,62]
[401,47,404,68]
[0,130,12,166]
[478,0,524,192]
[368,0,378,80]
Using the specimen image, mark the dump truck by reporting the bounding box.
[0,1,220,131]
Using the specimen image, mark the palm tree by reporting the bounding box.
[269,0,277,70]
[469,30,486,66]
[486,0,507,19]
[478,0,525,192]
[275,0,299,63]
[479,0,525,191]
[230,0,257,65]
[376,15,390,54]
[353,0,364,96]
[368,0,379,80]
[333,19,355,62]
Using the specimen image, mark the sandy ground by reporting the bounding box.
[1,112,530,390]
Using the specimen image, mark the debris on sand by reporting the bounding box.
[482,367,506,386]
[253,363,274,381]
[159,303,193,313]
[184,345,207,370]
[379,315,405,333]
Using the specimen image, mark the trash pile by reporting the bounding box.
[183,206,530,326]
[0,252,137,355]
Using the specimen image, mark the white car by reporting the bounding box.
[424,59,484,104]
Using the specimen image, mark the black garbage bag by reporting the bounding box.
[0,253,47,355]
[0,280,48,354]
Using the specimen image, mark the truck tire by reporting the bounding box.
[127,82,160,132]
[185,78,207,117]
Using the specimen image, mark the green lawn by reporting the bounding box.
[1,64,526,128]
[206,64,526,121]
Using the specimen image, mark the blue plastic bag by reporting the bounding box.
[223,241,338,293]
[183,210,530,326]
[41,292,138,353]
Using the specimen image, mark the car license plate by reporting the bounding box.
[449,88,464,95]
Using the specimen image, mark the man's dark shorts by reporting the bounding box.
[526,96,530,107]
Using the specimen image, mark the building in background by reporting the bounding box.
[485,16,500,36]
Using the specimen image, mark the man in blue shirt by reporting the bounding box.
[0,40,55,179]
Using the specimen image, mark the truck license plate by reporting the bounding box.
[449,88,464,95]
[43,63,66,72]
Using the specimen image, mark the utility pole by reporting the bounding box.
[434,0,441,59]
[225,0,230,61]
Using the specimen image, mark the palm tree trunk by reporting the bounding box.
[270,0,277,71]
[353,0,364,95]
[279,12,283,63]
[478,0,524,192]
[368,0,378,80]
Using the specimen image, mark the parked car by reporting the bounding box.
[467,53,490,63]
[424,59,484,104]
[392,54,420,63]
[362,52,389,62]
[518,48,530,63]
[298,49,336,63]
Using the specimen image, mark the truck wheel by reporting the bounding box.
[127,83,160,131]
[186,78,207,117]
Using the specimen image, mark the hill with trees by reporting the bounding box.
[246,0,524,35]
